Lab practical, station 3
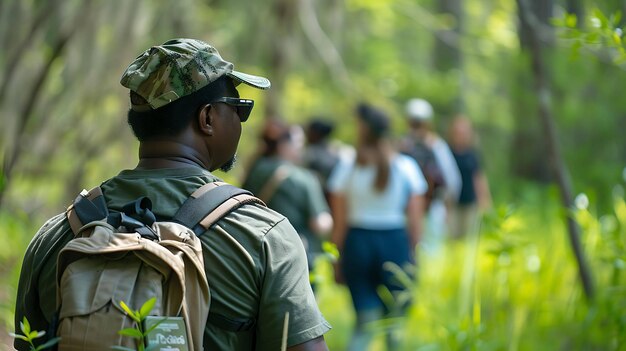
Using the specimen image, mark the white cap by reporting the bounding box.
[405,98,433,121]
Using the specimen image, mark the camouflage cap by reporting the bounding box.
[120,38,271,111]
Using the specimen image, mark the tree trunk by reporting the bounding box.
[434,0,462,72]
[265,0,297,119]
[511,0,554,182]
[0,0,58,102]
[516,0,595,301]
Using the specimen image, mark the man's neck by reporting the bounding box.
[136,140,210,170]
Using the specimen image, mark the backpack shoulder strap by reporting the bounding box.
[174,181,265,236]
[66,186,108,235]
[175,182,265,333]
[256,164,291,203]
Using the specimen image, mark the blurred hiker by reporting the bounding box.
[302,118,341,196]
[242,118,333,284]
[447,115,491,239]
[399,98,461,254]
[328,102,426,351]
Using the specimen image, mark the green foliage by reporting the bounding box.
[314,188,626,350]
[0,211,39,330]
[321,241,340,262]
[2,1,626,349]
[9,317,60,351]
[112,297,164,351]
[568,190,626,349]
[554,8,626,64]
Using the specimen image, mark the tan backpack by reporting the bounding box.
[56,182,262,351]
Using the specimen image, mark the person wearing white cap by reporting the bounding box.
[399,98,462,254]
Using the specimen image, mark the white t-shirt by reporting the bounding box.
[327,153,427,229]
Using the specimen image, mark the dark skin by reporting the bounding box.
[135,81,329,351]
[137,82,242,171]
[136,103,237,171]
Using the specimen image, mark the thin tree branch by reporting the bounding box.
[0,1,93,210]
[517,0,595,301]
[0,33,72,210]
[297,0,354,92]
[0,0,58,102]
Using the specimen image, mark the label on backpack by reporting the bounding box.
[144,316,189,351]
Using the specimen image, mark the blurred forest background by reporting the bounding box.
[1,0,626,350]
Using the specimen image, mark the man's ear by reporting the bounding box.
[198,104,213,136]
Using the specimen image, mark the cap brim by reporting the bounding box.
[228,71,271,90]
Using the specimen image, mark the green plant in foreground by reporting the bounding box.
[113,297,163,351]
[10,316,60,351]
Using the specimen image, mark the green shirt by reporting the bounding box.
[242,157,329,255]
[14,167,330,351]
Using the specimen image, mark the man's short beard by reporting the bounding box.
[219,155,237,172]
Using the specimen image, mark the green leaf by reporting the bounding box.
[551,16,564,27]
[9,333,29,342]
[21,317,31,335]
[612,11,622,26]
[120,300,134,315]
[592,8,609,28]
[613,32,622,45]
[584,32,600,44]
[118,328,144,339]
[139,297,157,319]
[322,241,340,260]
[120,301,140,322]
[34,337,61,351]
[566,14,577,28]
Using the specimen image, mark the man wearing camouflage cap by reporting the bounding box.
[14,38,331,351]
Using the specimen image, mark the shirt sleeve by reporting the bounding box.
[326,154,353,194]
[256,218,331,349]
[397,154,428,196]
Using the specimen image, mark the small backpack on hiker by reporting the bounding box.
[55,182,263,351]
[403,140,446,209]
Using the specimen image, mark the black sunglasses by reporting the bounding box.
[212,97,254,122]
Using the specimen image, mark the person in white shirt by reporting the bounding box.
[399,98,462,254]
[327,102,427,351]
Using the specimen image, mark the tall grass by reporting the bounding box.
[0,211,36,335]
[2,185,625,350]
[315,186,626,350]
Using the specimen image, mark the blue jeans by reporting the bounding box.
[341,227,413,313]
